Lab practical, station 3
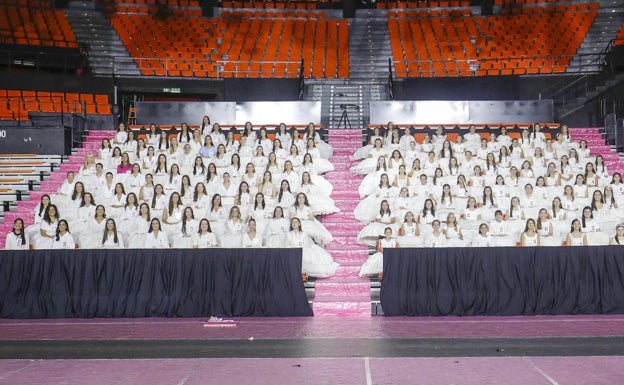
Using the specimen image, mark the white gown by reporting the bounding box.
[286,230,339,277]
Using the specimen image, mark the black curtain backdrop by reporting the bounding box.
[381,247,624,316]
[0,248,313,318]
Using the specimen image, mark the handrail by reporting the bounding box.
[112,56,303,78]
[298,58,305,100]
[390,53,598,78]
[388,57,394,100]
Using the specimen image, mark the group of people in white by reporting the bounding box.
[5,119,340,278]
[357,123,624,276]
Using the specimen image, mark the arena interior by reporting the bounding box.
[1,0,624,384]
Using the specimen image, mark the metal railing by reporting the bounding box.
[537,39,624,117]
[390,54,600,79]
[112,56,303,79]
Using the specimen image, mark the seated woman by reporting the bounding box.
[443,212,466,247]
[264,206,290,248]
[536,207,562,246]
[471,223,495,247]
[520,218,540,247]
[357,199,397,246]
[566,219,588,246]
[242,218,264,247]
[171,207,199,248]
[397,211,422,247]
[51,219,76,249]
[359,227,398,277]
[488,209,516,247]
[287,217,339,278]
[423,220,447,248]
[144,218,170,248]
[192,218,219,248]
[101,218,124,249]
[5,218,29,250]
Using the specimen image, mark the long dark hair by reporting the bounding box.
[12,218,26,245]
[55,219,70,241]
[102,218,119,245]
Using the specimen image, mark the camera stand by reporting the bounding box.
[337,108,351,129]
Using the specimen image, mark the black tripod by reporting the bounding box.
[337,107,352,129]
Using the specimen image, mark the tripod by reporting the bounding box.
[337,108,351,129]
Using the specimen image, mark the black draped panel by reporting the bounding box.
[0,248,313,318]
[380,247,624,316]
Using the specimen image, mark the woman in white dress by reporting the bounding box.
[139,174,155,205]
[304,123,332,159]
[161,192,184,238]
[34,204,59,249]
[125,163,145,197]
[207,194,227,240]
[287,217,339,278]
[304,139,334,174]
[153,154,169,186]
[242,218,264,247]
[299,171,338,216]
[79,205,108,248]
[423,219,448,248]
[101,218,124,249]
[536,207,560,246]
[292,192,333,246]
[69,192,96,239]
[609,223,624,245]
[567,219,588,246]
[172,207,199,248]
[144,218,169,248]
[143,146,158,175]
[354,126,383,160]
[221,206,246,248]
[351,138,387,175]
[192,218,219,248]
[51,219,76,249]
[471,223,495,247]
[117,192,139,238]
[128,203,151,247]
[98,138,113,162]
[357,199,397,245]
[258,171,278,209]
[189,156,207,187]
[397,211,422,247]
[360,227,398,277]
[5,218,29,250]
[150,184,167,220]
[443,212,466,246]
[264,206,290,247]
[107,182,126,219]
[179,175,193,206]
[520,218,540,246]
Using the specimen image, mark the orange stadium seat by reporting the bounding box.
[388,4,598,77]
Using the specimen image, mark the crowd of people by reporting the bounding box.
[5,119,340,278]
[357,123,624,276]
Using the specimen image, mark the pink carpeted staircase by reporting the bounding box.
[312,129,371,317]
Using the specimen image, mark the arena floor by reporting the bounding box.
[1,315,623,384]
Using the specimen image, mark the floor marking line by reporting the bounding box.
[364,356,372,385]
[523,357,560,385]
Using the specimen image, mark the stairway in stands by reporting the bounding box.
[65,1,139,77]
[312,129,371,317]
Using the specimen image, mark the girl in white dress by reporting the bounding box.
[221,206,246,248]
[79,205,107,248]
[264,206,290,247]
[126,163,145,197]
[51,219,75,249]
[101,218,124,249]
[146,124,160,147]
[360,227,398,277]
[179,175,194,206]
[192,218,218,248]
[5,218,29,250]
[276,180,296,218]
[107,183,126,219]
[520,218,540,246]
[443,212,465,246]
[153,154,169,186]
[299,172,338,216]
[172,207,199,248]
[305,139,334,174]
[292,192,333,246]
[217,172,238,208]
[397,211,422,247]
[189,156,207,187]
[150,184,167,220]
[258,171,278,209]
[287,217,339,278]
[536,207,559,246]
[117,192,139,238]
[161,192,184,238]
[304,123,332,159]
[139,174,155,206]
[242,218,264,247]
[165,164,182,195]
[142,147,158,175]
[144,218,169,248]
[351,139,387,175]
[423,219,448,248]
[471,223,495,247]
[34,204,59,249]
[609,223,624,245]
[357,199,397,245]
[566,219,588,246]
[128,203,151,247]
[354,127,383,160]
[99,138,113,161]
